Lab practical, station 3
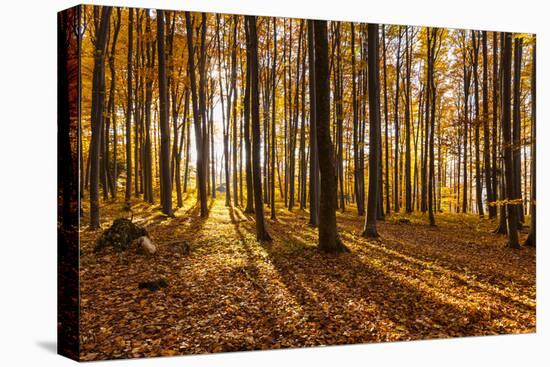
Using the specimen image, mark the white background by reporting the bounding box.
[0,0,547,365]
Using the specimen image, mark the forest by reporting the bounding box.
[59,5,535,360]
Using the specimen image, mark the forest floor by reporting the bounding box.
[78,194,536,360]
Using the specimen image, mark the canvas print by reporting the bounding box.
[57,4,536,361]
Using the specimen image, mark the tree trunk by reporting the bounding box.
[232,16,239,206]
[513,37,524,224]
[427,28,438,226]
[404,27,413,213]
[104,9,120,200]
[271,19,279,220]
[462,32,471,214]
[243,18,255,214]
[393,27,402,213]
[125,8,133,204]
[156,10,172,216]
[89,6,112,228]
[246,16,271,241]
[351,23,365,216]
[501,32,520,248]
[314,20,346,252]
[525,37,536,247]
[363,23,381,238]
[482,31,495,218]
[185,12,208,217]
[382,26,390,215]
[492,32,499,220]
[472,31,485,217]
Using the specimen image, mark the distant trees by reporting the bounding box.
[80,7,535,250]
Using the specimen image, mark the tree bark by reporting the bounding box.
[243,18,255,214]
[89,6,112,228]
[404,27,413,213]
[185,12,208,217]
[314,20,347,252]
[482,31,495,218]
[501,32,520,248]
[525,37,536,247]
[363,23,381,238]
[472,31,485,217]
[124,8,133,204]
[351,23,365,216]
[393,27,403,213]
[156,10,172,216]
[513,37,524,224]
[246,16,271,241]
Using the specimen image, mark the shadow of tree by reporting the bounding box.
[231,208,532,345]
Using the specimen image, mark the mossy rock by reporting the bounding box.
[94,218,147,253]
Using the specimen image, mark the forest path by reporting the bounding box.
[79,196,535,360]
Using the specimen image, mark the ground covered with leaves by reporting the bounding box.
[79,195,535,360]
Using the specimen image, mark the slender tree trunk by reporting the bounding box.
[428,28,438,226]
[381,26,390,215]
[124,9,133,204]
[133,12,141,198]
[89,6,112,228]
[299,39,307,210]
[104,9,120,200]
[472,31,485,217]
[156,9,172,215]
[142,17,155,203]
[393,27,402,212]
[246,16,271,241]
[492,32,499,219]
[232,16,239,206]
[513,37,524,224]
[350,23,365,216]
[501,32,520,248]
[270,19,279,220]
[185,12,208,217]
[525,37,536,247]
[307,20,319,226]
[363,23,381,238]
[482,31,495,218]
[404,27,412,213]
[183,94,191,192]
[243,19,255,214]
[462,33,471,214]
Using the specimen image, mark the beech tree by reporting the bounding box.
[246,15,271,241]
[157,9,172,216]
[314,20,346,252]
[78,9,535,251]
[89,6,112,228]
[363,23,381,238]
[501,32,520,249]
[525,37,536,247]
[185,12,208,217]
